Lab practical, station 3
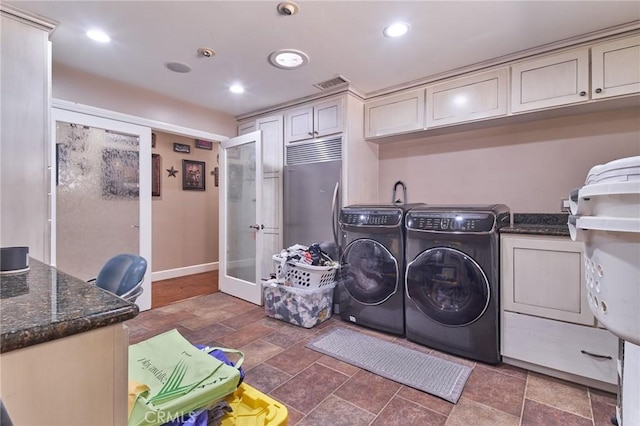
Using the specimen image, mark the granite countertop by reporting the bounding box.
[0,258,139,353]
[500,213,570,237]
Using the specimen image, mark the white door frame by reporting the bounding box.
[51,99,227,311]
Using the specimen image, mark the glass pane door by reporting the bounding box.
[220,131,263,305]
[52,109,152,310]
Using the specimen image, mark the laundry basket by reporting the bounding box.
[272,254,339,289]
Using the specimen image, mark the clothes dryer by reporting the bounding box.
[404,204,510,364]
[336,203,424,335]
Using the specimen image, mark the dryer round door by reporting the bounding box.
[339,238,399,305]
[406,247,490,326]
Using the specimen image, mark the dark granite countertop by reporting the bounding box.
[0,258,139,353]
[501,213,570,237]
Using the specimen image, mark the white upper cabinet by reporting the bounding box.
[426,68,508,128]
[592,35,640,100]
[285,97,343,143]
[237,121,256,135]
[364,89,425,138]
[511,49,590,113]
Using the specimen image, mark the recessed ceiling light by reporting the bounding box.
[229,84,245,94]
[383,22,410,38]
[165,62,192,73]
[86,29,111,43]
[268,49,309,70]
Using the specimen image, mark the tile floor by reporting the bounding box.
[126,292,617,425]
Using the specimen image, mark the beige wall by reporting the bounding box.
[378,108,640,213]
[152,132,219,271]
[52,63,235,273]
[52,63,237,137]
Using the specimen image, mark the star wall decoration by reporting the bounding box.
[166,166,178,177]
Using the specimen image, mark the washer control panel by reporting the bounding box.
[406,212,495,232]
[340,209,402,226]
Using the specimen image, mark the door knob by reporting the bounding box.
[249,224,264,230]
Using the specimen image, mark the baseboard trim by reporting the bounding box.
[152,262,219,282]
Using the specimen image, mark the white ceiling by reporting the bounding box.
[7,1,640,117]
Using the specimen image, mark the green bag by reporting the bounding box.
[128,329,244,426]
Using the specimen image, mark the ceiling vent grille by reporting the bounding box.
[313,75,350,91]
[286,138,342,165]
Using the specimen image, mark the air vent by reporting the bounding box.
[286,138,342,165]
[313,75,350,91]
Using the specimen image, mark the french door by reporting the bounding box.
[51,108,152,310]
[219,131,264,305]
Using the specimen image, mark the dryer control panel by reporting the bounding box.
[406,212,495,232]
[340,209,402,226]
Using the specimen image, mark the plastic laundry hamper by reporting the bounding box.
[272,254,339,289]
[569,156,640,346]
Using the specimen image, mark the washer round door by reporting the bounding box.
[406,247,490,326]
[339,238,399,305]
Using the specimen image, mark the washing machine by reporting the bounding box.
[404,204,510,364]
[336,203,424,335]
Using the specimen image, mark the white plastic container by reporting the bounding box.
[570,156,640,346]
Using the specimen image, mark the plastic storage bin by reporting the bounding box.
[272,254,338,289]
[221,382,288,426]
[263,280,335,328]
[569,156,640,346]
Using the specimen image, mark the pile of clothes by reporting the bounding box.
[276,243,335,268]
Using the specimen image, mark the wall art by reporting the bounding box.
[183,159,205,191]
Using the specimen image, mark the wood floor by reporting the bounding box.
[151,270,218,308]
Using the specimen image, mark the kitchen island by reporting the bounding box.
[0,258,139,425]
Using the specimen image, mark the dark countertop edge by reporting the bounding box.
[500,212,570,237]
[500,225,570,237]
[0,304,139,354]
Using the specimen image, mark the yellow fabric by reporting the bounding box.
[128,381,150,417]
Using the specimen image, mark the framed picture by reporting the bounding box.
[183,159,205,191]
[152,154,161,196]
[173,143,191,154]
[101,148,139,198]
[195,139,213,150]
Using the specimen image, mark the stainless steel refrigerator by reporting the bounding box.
[283,138,342,259]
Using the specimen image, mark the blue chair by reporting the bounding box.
[90,253,147,303]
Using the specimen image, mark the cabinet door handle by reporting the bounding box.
[308,132,314,136]
[579,91,586,96]
[595,88,603,94]
[580,350,612,360]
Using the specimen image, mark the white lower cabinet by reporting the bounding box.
[501,234,617,389]
[502,311,618,385]
[501,234,592,325]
